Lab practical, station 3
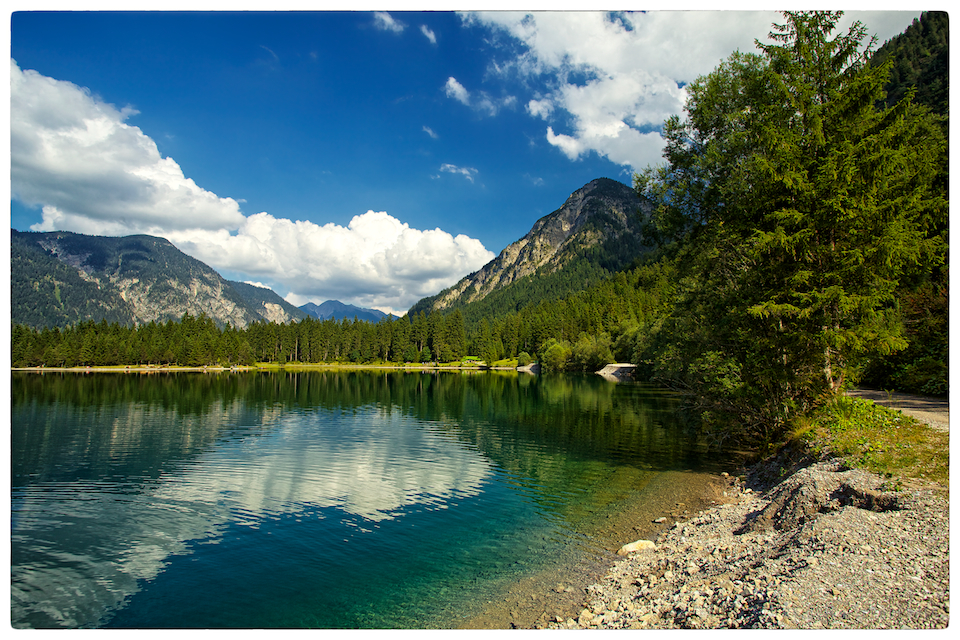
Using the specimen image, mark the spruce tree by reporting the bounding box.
[636,11,947,436]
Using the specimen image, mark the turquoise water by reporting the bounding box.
[11,370,732,628]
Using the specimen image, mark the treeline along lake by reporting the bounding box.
[11,263,667,371]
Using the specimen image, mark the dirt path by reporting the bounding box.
[846,388,949,432]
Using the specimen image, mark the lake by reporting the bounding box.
[10,369,739,628]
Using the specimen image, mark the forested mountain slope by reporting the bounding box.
[408,178,653,324]
[871,11,948,120]
[12,231,138,328]
[11,230,303,329]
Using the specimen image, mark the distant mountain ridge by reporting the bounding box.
[12,177,650,331]
[409,177,653,319]
[11,230,305,329]
[229,280,308,324]
[300,300,393,323]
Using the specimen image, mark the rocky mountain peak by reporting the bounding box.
[417,177,651,313]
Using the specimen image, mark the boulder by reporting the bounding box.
[618,539,656,555]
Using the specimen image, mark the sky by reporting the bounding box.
[7,5,924,316]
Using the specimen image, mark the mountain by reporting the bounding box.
[871,11,948,122]
[300,300,393,323]
[408,177,653,320]
[12,177,649,331]
[229,280,308,324]
[12,230,139,328]
[11,230,303,329]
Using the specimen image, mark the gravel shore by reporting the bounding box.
[550,459,949,630]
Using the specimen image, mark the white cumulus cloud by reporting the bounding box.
[373,12,405,34]
[440,164,479,183]
[465,10,921,172]
[167,211,493,315]
[10,60,247,236]
[443,76,513,116]
[10,60,494,315]
[444,76,471,105]
[421,24,437,44]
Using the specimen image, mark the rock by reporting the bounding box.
[737,464,899,534]
[552,459,948,631]
[618,539,657,555]
[597,363,637,380]
[654,517,668,523]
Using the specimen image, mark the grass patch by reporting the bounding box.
[794,396,949,489]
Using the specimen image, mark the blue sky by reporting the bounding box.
[8,7,922,315]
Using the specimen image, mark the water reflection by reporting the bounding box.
[12,376,492,627]
[10,371,724,629]
[149,406,491,523]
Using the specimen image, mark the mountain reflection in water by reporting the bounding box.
[11,370,732,629]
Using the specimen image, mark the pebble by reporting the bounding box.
[550,461,949,630]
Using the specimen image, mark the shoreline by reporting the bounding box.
[544,458,949,630]
[456,469,737,629]
[11,360,641,376]
[10,363,520,374]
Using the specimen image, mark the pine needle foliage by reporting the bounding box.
[634,11,947,440]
